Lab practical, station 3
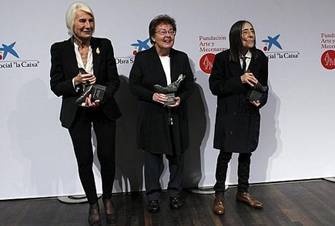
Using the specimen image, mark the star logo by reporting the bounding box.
[262,34,282,51]
[131,38,151,55]
[0,42,19,60]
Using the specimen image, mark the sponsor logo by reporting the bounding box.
[321,33,335,49]
[131,38,151,55]
[0,42,19,60]
[320,33,335,70]
[198,34,227,74]
[262,34,282,52]
[321,50,335,70]
[199,53,215,74]
[262,34,300,60]
[198,35,227,53]
[115,38,151,66]
[0,41,39,69]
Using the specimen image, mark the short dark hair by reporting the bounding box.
[149,14,177,44]
[229,20,259,62]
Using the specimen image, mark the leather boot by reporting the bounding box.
[213,194,225,215]
[236,192,263,209]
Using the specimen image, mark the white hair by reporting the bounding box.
[65,2,95,36]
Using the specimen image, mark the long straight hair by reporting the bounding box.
[228,20,259,62]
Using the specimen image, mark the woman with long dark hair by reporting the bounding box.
[209,20,268,215]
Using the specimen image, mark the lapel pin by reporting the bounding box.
[96,47,100,54]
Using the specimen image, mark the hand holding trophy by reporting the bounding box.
[154,74,185,106]
[75,68,106,105]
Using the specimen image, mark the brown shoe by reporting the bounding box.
[213,194,225,215]
[236,192,263,209]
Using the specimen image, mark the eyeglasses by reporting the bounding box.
[155,30,176,36]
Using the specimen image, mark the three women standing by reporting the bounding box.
[51,2,268,223]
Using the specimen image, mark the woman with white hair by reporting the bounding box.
[50,2,121,225]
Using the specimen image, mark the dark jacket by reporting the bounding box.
[129,47,195,155]
[209,49,268,153]
[50,37,121,128]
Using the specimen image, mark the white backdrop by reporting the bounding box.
[1,0,335,200]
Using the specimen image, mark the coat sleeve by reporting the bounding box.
[257,52,269,108]
[102,39,120,100]
[50,43,78,98]
[177,53,195,102]
[209,53,244,97]
[128,53,155,102]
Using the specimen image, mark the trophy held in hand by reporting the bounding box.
[154,74,185,106]
[246,81,268,101]
[75,68,106,105]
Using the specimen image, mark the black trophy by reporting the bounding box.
[75,68,106,105]
[154,74,185,106]
[246,81,268,101]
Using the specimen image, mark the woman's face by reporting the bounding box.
[241,22,255,50]
[152,23,175,55]
[73,10,94,41]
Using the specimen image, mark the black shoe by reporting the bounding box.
[170,197,182,210]
[106,212,117,225]
[147,200,160,213]
[88,219,101,226]
[103,197,117,224]
[88,203,101,226]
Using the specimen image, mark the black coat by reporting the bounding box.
[209,49,268,153]
[129,47,195,155]
[50,37,121,128]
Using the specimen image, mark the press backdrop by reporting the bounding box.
[1,0,335,200]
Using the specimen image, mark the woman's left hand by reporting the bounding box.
[250,100,261,107]
[169,97,181,108]
[85,94,100,107]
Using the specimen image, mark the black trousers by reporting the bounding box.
[144,151,184,201]
[214,151,252,195]
[69,107,116,205]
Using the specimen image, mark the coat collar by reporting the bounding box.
[90,37,101,78]
[66,37,101,78]
[233,52,260,77]
[64,38,78,78]
[148,46,178,86]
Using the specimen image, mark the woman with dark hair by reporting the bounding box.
[50,2,121,225]
[209,20,268,215]
[129,14,195,213]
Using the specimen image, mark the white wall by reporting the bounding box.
[1,0,335,200]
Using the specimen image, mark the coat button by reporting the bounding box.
[230,131,233,135]
[233,111,236,115]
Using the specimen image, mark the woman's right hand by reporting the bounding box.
[241,72,258,87]
[74,73,96,85]
[152,93,168,104]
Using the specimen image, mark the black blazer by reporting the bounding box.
[209,49,268,153]
[50,37,121,128]
[129,47,195,155]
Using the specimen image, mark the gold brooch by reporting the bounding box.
[96,47,100,54]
